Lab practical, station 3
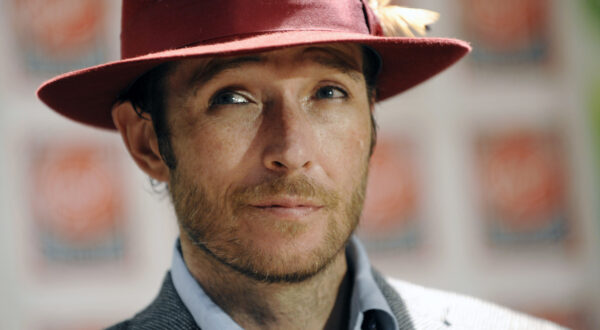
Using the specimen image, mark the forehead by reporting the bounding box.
[165,43,364,88]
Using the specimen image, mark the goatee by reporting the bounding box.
[170,171,367,283]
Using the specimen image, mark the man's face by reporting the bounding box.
[163,44,373,282]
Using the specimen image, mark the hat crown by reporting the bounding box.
[121,0,378,59]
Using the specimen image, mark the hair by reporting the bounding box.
[117,63,178,170]
[117,45,380,176]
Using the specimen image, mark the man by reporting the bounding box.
[37,1,564,329]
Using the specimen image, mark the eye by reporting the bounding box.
[314,86,348,100]
[210,90,250,107]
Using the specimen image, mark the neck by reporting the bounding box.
[180,235,352,330]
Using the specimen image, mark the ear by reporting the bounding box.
[112,101,170,182]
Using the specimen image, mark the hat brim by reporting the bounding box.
[37,30,470,130]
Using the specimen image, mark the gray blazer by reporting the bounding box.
[107,270,564,330]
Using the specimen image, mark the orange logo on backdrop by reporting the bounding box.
[480,132,564,229]
[461,0,547,49]
[13,0,105,53]
[34,145,122,242]
[362,139,418,233]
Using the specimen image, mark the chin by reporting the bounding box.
[230,230,351,283]
[186,213,354,283]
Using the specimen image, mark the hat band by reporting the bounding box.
[121,0,373,59]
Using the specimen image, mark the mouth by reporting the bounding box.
[249,197,324,218]
[252,198,322,208]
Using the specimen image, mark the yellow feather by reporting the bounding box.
[368,0,439,37]
[372,0,392,7]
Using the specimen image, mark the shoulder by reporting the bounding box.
[105,272,199,330]
[385,277,567,330]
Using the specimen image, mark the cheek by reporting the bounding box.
[174,121,258,189]
[317,111,371,185]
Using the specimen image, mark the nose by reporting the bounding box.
[262,98,317,173]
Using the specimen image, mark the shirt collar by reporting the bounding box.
[171,236,398,330]
[171,240,243,330]
[347,235,399,330]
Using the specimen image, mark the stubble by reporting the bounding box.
[169,168,368,283]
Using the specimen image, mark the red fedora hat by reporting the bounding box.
[37,0,470,130]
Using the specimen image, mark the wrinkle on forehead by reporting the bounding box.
[172,44,364,93]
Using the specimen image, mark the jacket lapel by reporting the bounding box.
[107,272,200,330]
[371,268,416,330]
[111,269,414,330]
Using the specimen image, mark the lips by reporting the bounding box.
[252,197,322,208]
[249,196,324,218]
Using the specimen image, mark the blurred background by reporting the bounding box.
[0,0,598,329]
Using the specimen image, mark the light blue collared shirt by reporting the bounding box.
[171,235,398,330]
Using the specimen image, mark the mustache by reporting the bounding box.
[231,175,340,208]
